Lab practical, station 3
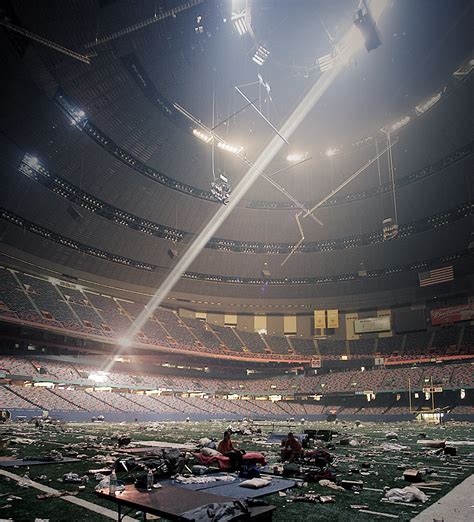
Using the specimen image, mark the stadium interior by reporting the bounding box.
[0,0,473,521]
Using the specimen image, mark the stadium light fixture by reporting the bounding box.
[286,153,307,162]
[193,128,213,143]
[460,388,465,399]
[252,45,270,66]
[231,12,248,36]
[70,108,87,127]
[415,91,443,115]
[387,115,410,133]
[325,147,341,157]
[318,53,337,72]
[217,141,243,154]
[24,154,39,168]
[210,174,231,205]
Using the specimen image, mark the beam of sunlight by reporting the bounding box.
[112,1,390,362]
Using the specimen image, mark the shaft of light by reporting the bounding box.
[126,66,341,343]
[122,0,389,345]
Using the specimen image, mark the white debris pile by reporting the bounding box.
[385,486,428,503]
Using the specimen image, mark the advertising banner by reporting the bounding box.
[354,316,391,334]
[430,304,474,325]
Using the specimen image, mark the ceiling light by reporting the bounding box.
[217,141,243,154]
[415,91,443,115]
[211,174,231,205]
[325,148,341,157]
[24,154,39,168]
[70,108,87,127]
[252,46,270,66]
[231,12,248,36]
[387,115,410,133]
[286,153,306,162]
[193,128,213,143]
[318,53,337,72]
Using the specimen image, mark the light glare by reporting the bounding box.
[193,128,213,143]
[286,153,306,162]
[217,141,243,154]
[325,148,340,157]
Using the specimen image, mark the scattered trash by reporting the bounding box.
[382,442,409,451]
[37,491,78,500]
[341,479,363,491]
[319,479,345,491]
[385,486,428,503]
[62,472,88,484]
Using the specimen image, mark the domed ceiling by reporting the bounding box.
[0,0,472,305]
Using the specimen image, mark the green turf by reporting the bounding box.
[0,420,472,521]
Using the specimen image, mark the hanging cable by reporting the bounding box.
[211,87,216,181]
[387,131,399,224]
[375,137,384,217]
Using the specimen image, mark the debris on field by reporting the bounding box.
[319,479,345,491]
[37,491,78,500]
[385,485,428,503]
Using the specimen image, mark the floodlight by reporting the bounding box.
[193,128,213,143]
[70,108,87,127]
[211,174,231,204]
[383,217,399,240]
[325,148,341,157]
[252,46,270,66]
[217,141,243,154]
[460,389,465,399]
[388,115,410,133]
[318,53,336,72]
[415,91,442,115]
[286,153,306,162]
[231,12,248,36]
[24,155,39,168]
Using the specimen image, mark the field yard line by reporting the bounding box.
[358,508,399,518]
[0,469,137,521]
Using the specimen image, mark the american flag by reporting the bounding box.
[418,266,454,287]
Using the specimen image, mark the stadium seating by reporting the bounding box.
[181,317,223,350]
[17,274,82,330]
[376,335,402,355]
[404,331,431,356]
[290,337,316,356]
[85,293,132,337]
[238,331,267,353]
[211,325,244,352]
[57,286,105,333]
[318,339,347,359]
[431,326,461,350]
[349,338,375,358]
[0,268,41,322]
[2,266,470,365]
[265,335,290,354]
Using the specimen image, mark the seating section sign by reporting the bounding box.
[431,304,474,325]
[354,316,391,334]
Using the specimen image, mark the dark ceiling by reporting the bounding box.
[0,0,473,304]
